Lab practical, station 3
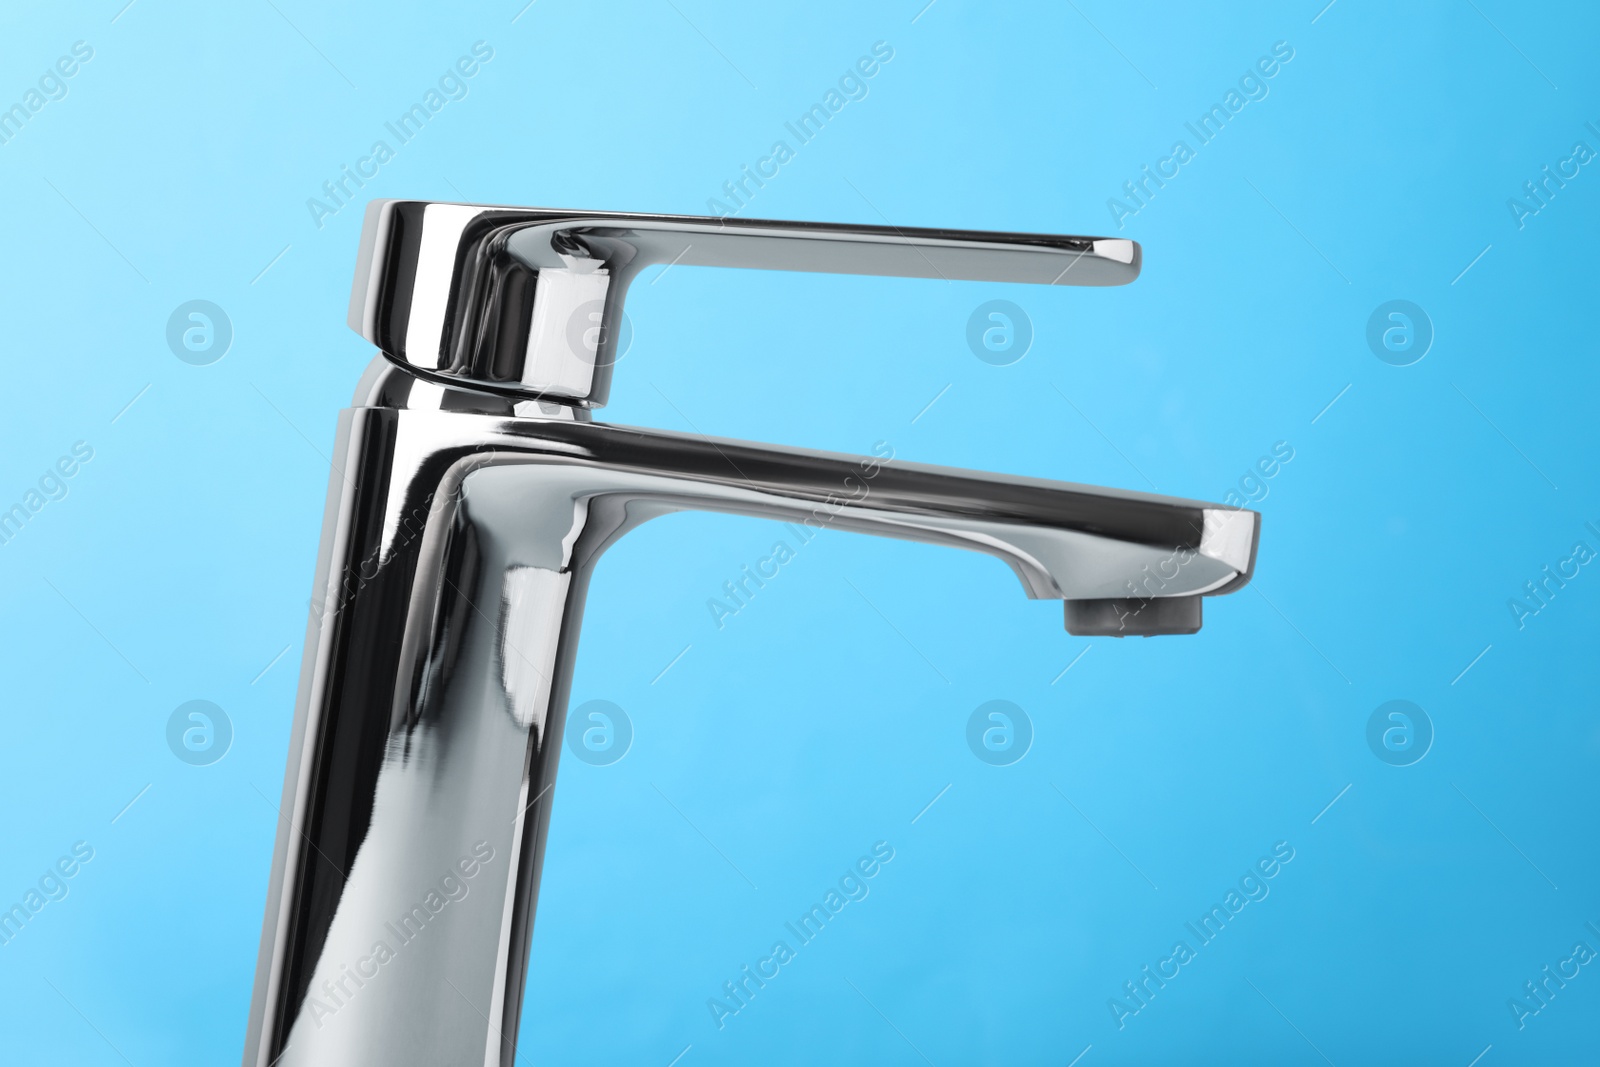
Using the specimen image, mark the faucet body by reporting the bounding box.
[243,204,1258,1065]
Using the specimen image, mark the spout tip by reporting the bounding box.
[1064,596,1202,637]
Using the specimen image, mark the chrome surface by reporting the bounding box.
[245,204,1258,1066]
[349,200,1140,406]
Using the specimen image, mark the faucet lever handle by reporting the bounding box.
[350,200,1141,407]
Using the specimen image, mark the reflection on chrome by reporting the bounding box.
[243,202,1259,1065]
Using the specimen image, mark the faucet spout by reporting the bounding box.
[466,416,1256,622]
[244,392,1257,1067]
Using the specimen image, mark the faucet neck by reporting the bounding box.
[354,356,592,421]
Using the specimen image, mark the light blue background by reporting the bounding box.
[1,1,1596,1063]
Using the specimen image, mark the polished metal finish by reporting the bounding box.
[245,204,1257,1066]
[349,201,1140,406]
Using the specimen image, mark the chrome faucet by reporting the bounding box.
[243,202,1259,1065]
